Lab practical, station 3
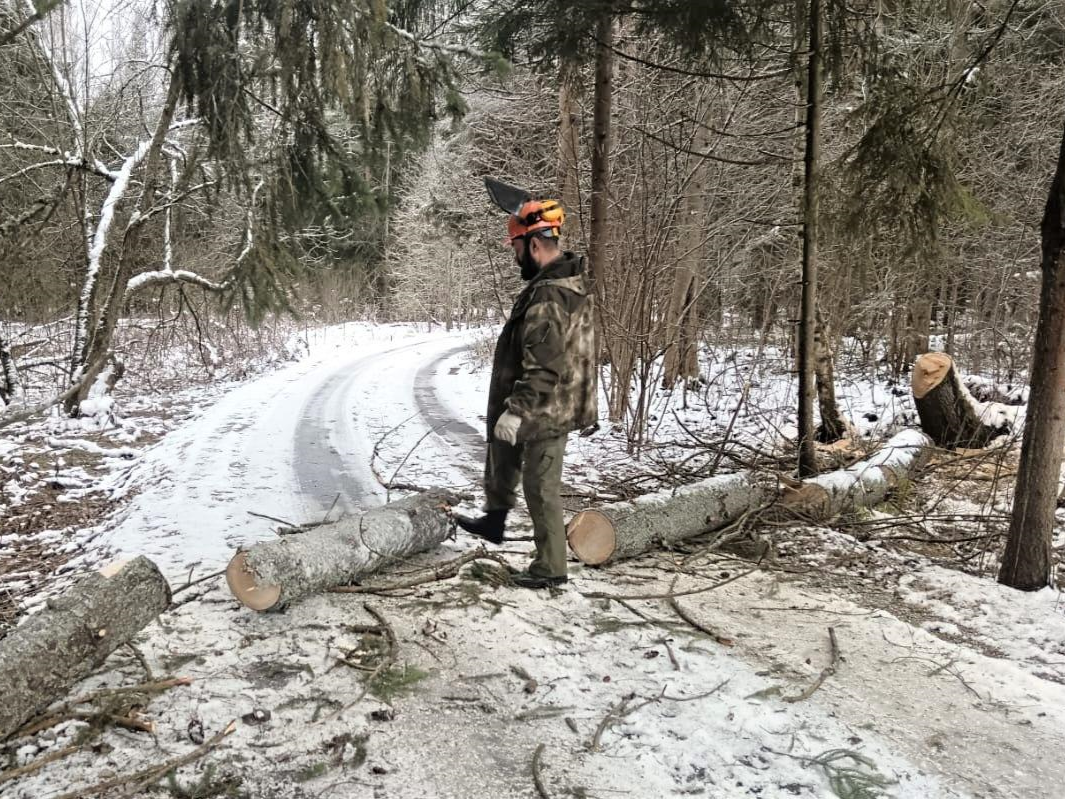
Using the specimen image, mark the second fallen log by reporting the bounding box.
[566,471,774,566]
[226,491,455,611]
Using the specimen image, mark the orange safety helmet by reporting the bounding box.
[506,199,566,244]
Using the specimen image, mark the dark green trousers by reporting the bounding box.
[484,435,568,578]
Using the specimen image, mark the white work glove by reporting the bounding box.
[494,410,522,445]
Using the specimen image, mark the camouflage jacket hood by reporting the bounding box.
[487,252,599,443]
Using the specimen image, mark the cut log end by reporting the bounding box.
[778,482,832,519]
[566,510,617,566]
[226,551,281,611]
[911,352,952,399]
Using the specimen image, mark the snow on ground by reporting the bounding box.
[3,322,1065,798]
[898,564,1065,676]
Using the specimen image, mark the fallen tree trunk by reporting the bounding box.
[776,429,930,520]
[226,491,455,611]
[912,353,1015,449]
[0,557,171,741]
[567,431,932,566]
[566,471,775,566]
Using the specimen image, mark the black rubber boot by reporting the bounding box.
[511,572,568,590]
[454,509,508,545]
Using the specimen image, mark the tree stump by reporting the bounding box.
[912,353,1013,449]
[566,472,774,566]
[226,491,455,611]
[0,556,171,741]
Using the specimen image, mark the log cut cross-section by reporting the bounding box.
[226,491,455,611]
[0,556,171,741]
[912,353,1014,449]
[566,471,774,566]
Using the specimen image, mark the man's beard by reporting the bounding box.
[517,250,538,281]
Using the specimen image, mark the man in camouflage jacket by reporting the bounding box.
[456,198,597,589]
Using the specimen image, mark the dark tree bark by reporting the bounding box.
[999,117,1065,591]
[814,304,850,442]
[557,59,581,233]
[0,557,171,740]
[797,0,822,477]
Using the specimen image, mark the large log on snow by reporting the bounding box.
[912,353,1013,449]
[567,431,932,565]
[226,491,455,611]
[777,429,931,520]
[566,471,775,566]
[0,556,171,741]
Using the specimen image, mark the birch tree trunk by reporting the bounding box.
[0,330,22,404]
[999,116,1065,591]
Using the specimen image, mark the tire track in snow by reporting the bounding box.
[293,338,484,518]
[413,343,485,480]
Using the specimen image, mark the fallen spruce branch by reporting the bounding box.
[325,603,398,722]
[782,627,839,703]
[47,720,237,799]
[767,746,896,797]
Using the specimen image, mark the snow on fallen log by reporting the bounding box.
[226,491,456,611]
[911,353,1018,449]
[566,471,776,566]
[778,429,931,520]
[0,556,171,741]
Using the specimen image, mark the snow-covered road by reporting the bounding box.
[103,325,485,581]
